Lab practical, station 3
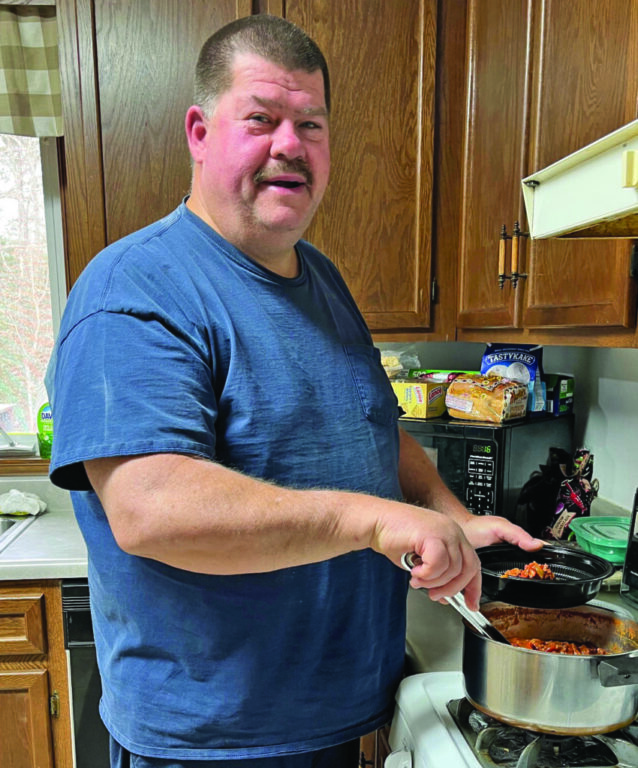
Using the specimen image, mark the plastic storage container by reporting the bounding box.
[569,516,631,565]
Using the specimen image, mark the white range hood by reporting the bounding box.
[522,118,638,239]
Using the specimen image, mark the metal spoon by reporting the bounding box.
[445,591,511,644]
[400,550,511,645]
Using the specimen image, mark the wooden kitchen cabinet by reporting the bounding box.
[455,0,638,342]
[0,581,72,768]
[359,726,392,767]
[282,0,438,332]
[57,0,442,335]
[57,0,252,289]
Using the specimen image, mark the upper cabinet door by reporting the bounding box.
[456,0,533,330]
[522,0,638,329]
[58,0,252,287]
[284,0,438,331]
[94,1,251,245]
[457,0,638,332]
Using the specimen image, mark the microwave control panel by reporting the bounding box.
[464,438,498,515]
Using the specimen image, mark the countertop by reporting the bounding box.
[0,507,87,580]
[0,476,87,580]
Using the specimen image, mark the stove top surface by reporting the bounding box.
[389,672,638,768]
[448,696,638,768]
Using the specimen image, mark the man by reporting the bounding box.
[46,15,541,768]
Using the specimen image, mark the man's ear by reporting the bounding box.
[185,105,208,161]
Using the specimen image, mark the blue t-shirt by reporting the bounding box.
[46,202,408,759]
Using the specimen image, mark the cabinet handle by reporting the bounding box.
[49,691,60,718]
[498,224,512,288]
[511,220,529,288]
[511,222,520,275]
[359,751,374,767]
[498,222,529,288]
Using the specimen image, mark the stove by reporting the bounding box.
[385,672,638,768]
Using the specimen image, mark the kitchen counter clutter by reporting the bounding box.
[0,477,86,580]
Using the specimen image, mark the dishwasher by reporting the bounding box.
[62,579,110,768]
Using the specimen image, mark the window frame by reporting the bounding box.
[0,136,66,477]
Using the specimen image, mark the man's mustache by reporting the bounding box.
[254,160,313,187]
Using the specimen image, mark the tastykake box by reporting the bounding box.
[392,380,448,419]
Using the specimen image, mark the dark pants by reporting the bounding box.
[110,736,361,768]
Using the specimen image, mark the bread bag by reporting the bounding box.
[445,373,527,423]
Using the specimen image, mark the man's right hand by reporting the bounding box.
[366,500,482,609]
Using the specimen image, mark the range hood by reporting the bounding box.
[522,118,638,239]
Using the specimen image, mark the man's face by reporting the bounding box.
[186,52,330,260]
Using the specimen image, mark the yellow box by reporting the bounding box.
[392,380,448,419]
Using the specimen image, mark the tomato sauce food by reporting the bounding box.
[502,561,556,580]
[508,637,608,655]
[496,560,609,654]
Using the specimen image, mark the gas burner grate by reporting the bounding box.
[447,698,638,768]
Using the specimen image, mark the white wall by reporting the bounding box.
[577,348,638,512]
[376,341,638,512]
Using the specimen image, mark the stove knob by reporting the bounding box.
[384,750,412,768]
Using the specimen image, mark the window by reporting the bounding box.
[0,133,65,437]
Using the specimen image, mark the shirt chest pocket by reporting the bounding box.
[344,345,399,427]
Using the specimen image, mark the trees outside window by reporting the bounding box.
[0,134,58,434]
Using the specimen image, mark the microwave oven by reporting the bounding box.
[400,414,574,533]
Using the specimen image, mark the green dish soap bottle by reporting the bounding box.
[37,403,54,459]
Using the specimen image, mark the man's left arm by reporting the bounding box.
[397,426,543,551]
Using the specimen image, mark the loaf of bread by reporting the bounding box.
[445,373,527,423]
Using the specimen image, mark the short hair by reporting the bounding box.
[194,15,330,116]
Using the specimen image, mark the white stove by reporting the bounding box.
[384,671,638,768]
[385,671,475,767]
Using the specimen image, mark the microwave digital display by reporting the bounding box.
[465,439,497,515]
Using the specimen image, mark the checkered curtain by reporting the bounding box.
[0,5,63,136]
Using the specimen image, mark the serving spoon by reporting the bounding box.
[400,551,511,645]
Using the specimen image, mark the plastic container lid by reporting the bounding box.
[569,516,631,564]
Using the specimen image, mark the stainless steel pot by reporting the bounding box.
[462,601,638,735]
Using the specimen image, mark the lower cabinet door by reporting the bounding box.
[0,669,54,768]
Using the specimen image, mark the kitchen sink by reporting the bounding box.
[0,515,36,552]
[0,519,17,535]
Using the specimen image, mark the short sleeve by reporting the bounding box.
[48,309,218,490]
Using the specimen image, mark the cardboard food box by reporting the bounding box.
[392,380,448,420]
[543,373,574,417]
[407,368,477,383]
